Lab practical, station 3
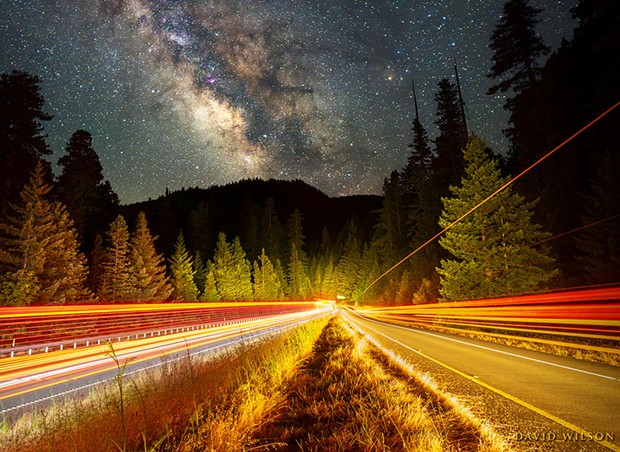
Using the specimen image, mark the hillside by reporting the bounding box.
[120,178,382,256]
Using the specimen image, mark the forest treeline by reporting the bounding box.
[0,0,617,306]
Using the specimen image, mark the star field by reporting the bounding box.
[0,0,576,204]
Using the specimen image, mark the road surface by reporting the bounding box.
[1,308,330,417]
[344,308,620,451]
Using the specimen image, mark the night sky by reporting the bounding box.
[1,0,576,204]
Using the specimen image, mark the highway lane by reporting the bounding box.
[343,308,620,451]
[1,307,331,416]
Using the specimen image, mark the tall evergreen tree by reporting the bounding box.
[488,0,549,99]
[0,162,89,305]
[200,261,220,302]
[511,0,620,284]
[437,137,557,300]
[129,212,172,301]
[288,242,311,299]
[99,215,134,301]
[231,236,254,300]
[0,71,52,218]
[433,78,467,196]
[373,171,406,267]
[169,232,198,301]
[56,130,119,249]
[212,232,236,300]
[286,209,311,298]
[336,220,363,299]
[253,248,283,300]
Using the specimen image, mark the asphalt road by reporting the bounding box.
[0,309,330,418]
[343,309,620,451]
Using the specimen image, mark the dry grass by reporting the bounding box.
[0,317,329,452]
[249,316,510,451]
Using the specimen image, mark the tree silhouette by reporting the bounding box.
[0,71,52,218]
[56,130,119,249]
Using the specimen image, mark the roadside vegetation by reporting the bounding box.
[0,317,329,452]
[246,316,509,451]
[1,313,511,452]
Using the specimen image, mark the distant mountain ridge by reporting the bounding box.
[120,178,382,256]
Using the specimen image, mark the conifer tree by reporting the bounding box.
[286,209,311,298]
[0,162,89,304]
[336,220,363,299]
[129,212,172,301]
[438,137,557,300]
[212,232,236,300]
[99,215,134,301]
[433,78,467,195]
[373,171,405,267]
[253,248,283,300]
[231,236,253,300]
[200,261,220,302]
[0,71,52,218]
[488,0,549,99]
[169,231,198,301]
[56,130,119,248]
[288,242,311,299]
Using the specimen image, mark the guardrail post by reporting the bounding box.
[60,344,63,350]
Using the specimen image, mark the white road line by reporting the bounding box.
[351,312,618,381]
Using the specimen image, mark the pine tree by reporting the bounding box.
[0,162,90,304]
[212,232,236,300]
[373,171,405,266]
[169,232,198,301]
[336,220,363,299]
[253,248,283,300]
[56,130,118,249]
[0,71,52,218]
[200,261,220,302]
[438,137,557,300]
[129,212,172,301]
[433,78,467,196]
[288,242,311,299]
[286,209,311,298]
[99,215,134,301]
[231,236,253,300]
[488,0,549,98]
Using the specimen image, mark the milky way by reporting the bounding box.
[0,0,576,203]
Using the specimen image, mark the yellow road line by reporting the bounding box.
[345,312,620,452]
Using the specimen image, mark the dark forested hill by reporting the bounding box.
[120,179,382,257]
